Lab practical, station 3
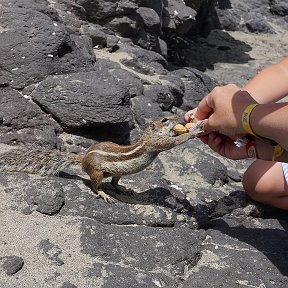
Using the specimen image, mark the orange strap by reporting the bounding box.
[246,141,259,159]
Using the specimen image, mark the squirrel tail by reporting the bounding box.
[0,148,83,176]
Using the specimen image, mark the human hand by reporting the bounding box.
[201,132,278,161]
[186,84,257,138]
[183,108,239,158]
[201,132,247,160]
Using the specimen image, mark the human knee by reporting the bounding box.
[243,169,257,199]
[242,166,268,203]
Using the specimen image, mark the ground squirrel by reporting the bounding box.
[0,115,203,203]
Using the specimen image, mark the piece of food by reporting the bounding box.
[185,122,196,130]
[172,123,188,135]
[188,113,198,123]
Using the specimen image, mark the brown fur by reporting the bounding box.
[0,116,198,203]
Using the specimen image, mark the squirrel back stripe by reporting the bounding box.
[0,148,80,176]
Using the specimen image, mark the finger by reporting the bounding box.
[207,132,219,147]
[207,132,225,155]
[198,134,209,144]
[196,95,214,120]
[202,118,216,133]
[184,108,198,122]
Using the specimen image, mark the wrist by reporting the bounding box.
[241,104,259,137]
[242,104,280,147]
[249,103,286,144]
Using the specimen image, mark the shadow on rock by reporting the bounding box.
[209,216,288,277]
[102,183,195,211]
[182,29,253,71]
[263,206,288,232]
[60,171,252,229]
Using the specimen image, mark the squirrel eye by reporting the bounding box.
[161,117,169,123]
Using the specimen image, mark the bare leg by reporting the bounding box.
[243,160,288,210]
[90,170,115,203]
[111,176,135,195]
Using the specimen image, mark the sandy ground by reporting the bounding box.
[205,30,288,86]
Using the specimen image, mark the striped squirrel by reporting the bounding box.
[0,115,203,203]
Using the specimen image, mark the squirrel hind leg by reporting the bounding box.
[90,170,116,204]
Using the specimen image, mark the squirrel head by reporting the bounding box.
[144,115,180,137]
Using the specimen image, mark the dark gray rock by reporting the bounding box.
[0,3,95,89]
[80,24,109,48]
[120,58,155,76]
[213,0,288,33]
[23,178,65,215]
[118,42,168,72]
[1,0,58,18]
[162,0,197,34]
[270,0,288,16]
[136,7,162,34]
[106,34,121,51]
[88,263,178,288]
[34,193,65,216]
[94,64,143,98]
[183,216,288,287]
[56,0,87,22]
[1,256,24,276]
[196,153,229,186]
[159,74,185,107]
[246,13,275,34]
[59,282,78,288]
[30,70,134,131]
[76,0,139,22]
[158,37,168,56]
[139,0,164,18]
[172,68,217,110]
[0,87,60,148]
[59,170,192,228]
[0,168,194,228]
[207,190,248,219]
[94,58,122,70]
[131,96,165,127]
[215,8,241,31]
[81,218,205,277]
[134,6,164,52]
[227,167,242,183]
[105,15,139,39]
[0,171,68,215]
[143,84,175,111]
[39,239,64,266]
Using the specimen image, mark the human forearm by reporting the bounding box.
[250,103,288,150]
[244,57,288,103]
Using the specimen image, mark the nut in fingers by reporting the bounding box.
[185,122,196,130]
[188,112,195,122]
[188,112,199,123]
[172,123,188,135]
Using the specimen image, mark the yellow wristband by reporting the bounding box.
[272,144,284,162]
[241,104,258,137]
